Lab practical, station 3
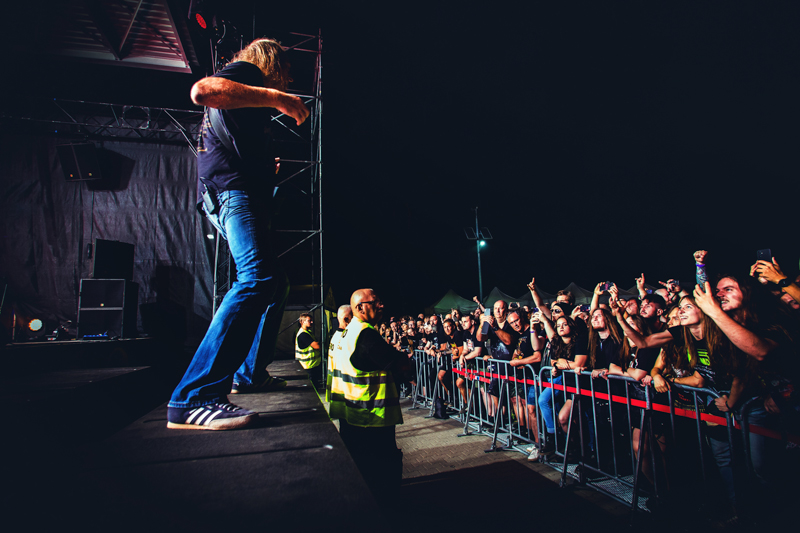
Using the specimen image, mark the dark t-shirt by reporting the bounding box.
[486,321,519,361]
[629,347,659,374]
[461,328,485,357]
[196,61,276,208]
[440,331,461,354]
[513,327,538,374]
[594,336,623,370]
[297,331,314,350]
[668,326,721,391]
[404,333,418,352]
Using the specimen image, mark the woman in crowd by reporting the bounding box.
[620,294,745,515]
[537,310,588,452]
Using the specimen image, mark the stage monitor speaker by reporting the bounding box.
[56,143,103,182]
[93,239,135,281]
[77,279,138,339]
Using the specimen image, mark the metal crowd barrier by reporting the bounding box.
[403,348,797,516]
[538,367,740,513]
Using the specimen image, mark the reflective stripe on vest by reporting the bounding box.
[325,329,345,400]
[327,317,403,427]
[295,328,320,369]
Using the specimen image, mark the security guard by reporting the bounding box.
[328,288,413,506]
[326,305,353,394]
[295,313,322,388]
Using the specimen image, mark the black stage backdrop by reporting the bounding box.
[0,134,214,346]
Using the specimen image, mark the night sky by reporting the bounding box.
[9,1,800,318]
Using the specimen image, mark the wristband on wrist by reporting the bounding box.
[696,263,705,267]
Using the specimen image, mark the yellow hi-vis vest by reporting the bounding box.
[326,329,345,396]
[295,328,320,369]
[327,317,403,427]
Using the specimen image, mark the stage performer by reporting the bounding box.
[167,38,309,430]
[328,289,414,507]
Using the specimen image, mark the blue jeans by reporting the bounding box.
[538,375,563,434]
[169,190,289,408]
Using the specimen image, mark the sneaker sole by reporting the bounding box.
[167,414,257,431]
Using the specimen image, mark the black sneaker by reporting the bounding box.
[231,375,287,394]
[167,402,257,430]
[539,439,555,454]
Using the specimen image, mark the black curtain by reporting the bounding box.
[0,134,215,346]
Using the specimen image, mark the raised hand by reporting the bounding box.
[693,281,722,318]
[751,258,787,285]
[693,250,708,264]
[527,278,536,292]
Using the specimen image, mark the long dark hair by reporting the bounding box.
[549,316,580,361]
[588,308,631,369]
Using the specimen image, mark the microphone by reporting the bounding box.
[479,307,492,336]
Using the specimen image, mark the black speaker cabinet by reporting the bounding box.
[77,279,138,339]
[56,143,103,182]
[93,239,135,280]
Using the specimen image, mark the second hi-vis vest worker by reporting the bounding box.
[326,329,345,394]
[295,328,321,369]
[328,317,403,427]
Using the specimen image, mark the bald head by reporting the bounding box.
[351,288,383,325]
[337,304,353,328]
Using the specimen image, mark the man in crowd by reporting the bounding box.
[455,313,484,408]
[639,293,668,333]
[506,309,542,456]
[436,318,461,405]
[295,313,322,389]
[328,288,414,507]
[167,38,309,430]
[694,272,799,505]
[477,299,518,419]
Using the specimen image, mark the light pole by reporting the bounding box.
[463,207,493,302]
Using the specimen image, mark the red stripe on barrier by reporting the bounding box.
[451,367,800,444]
[529,374,800,444]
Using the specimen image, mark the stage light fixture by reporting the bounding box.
[28,318,43,332]
[195,13,207,29]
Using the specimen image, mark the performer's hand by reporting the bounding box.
[276,92,310,125]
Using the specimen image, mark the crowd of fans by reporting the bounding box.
[373,250,800,524]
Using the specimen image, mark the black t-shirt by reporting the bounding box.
[629,347,659,374]
[754,324,799,408]
[440,331,461,355]
[461,328,485,356]
[196,61,276,208]
[513,327,538,373]
[594,336,623,370]
[405,333,418,351]
[297,331,314,350]
[486,321,519,361]
[668,326,721,391]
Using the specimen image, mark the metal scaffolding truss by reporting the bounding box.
[2,99,205,146]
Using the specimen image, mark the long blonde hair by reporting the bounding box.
[232,38,290,89]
